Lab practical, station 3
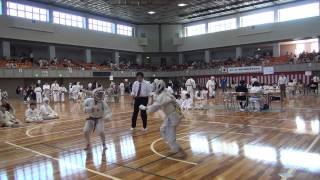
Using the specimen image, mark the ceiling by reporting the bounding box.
[31,0,299,24]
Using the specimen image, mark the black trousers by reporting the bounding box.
[131,97,148,128]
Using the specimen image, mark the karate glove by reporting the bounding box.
[139,105,147,110]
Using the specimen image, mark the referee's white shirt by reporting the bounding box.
[131,80,152,97]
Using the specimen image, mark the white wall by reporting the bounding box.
[0,16,143,52]
[136,25,160,52]
[161,24,183,52]
[178,16,320,52]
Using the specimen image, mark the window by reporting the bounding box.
[278,3,319,22]
[208,18,236,33]
[117,24,133,36]
[0,0,2,15]
[53,11,85,28]
[6,1,49,21]
[240,11,274,27]
[184,24,206,37]
[88,18,114,33]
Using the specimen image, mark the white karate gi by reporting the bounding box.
[25,108,43,122]
[142,90,183,153]
[185,78,196,99]
[40,103,58,120]
[206,79,216,97]
[51,83,60,102]
[43,84,50,98]
[119,83,125,96]
[249,86,263,111]
[181,98,193,110]
[34,87,42,103]
[83,98,112,135]
[180,90,188,100]
[60,86,67,102]
[71,84,80,101]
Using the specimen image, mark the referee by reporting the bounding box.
[131,72,151,131]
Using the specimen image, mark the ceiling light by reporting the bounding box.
[148,11,156,14]
[178,3,187,7]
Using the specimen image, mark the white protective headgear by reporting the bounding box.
[155,80,166,94]
[93,88,105,101]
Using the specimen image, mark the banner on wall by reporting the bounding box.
[263,67,274,75]
[228,66,262,74]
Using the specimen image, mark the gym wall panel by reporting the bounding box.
[0,16,143,52]
[178,16,320,52]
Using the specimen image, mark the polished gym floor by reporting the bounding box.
[0,94,320,180]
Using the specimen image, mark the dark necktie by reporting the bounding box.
[137,83,142,97]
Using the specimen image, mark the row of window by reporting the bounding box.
[5,1,133,36]
[185,2,320,37]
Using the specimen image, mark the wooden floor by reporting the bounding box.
[1,94,320,180]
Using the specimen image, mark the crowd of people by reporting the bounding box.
[2,51,320,72]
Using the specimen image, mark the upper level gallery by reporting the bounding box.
[0,0,319,53]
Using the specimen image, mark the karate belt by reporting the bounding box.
[86,117,102,133]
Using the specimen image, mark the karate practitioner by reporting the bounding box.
[83,88,112,150]
[206,76,216,98]
[0,98,20,127]
[119,82,125,96]
[185,77,196,99]
[139,80,186,158]
[42,83,51,99]
[40,98,59,120]
[25,102,43,123]
[34,84,42,104]
[59,84,68,102]
[181,94,193,110]
[51,81,60,102]
[71,82,81,101]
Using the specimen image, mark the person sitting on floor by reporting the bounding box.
[25,101,43,123]
[40,98,59,120]
[181,94,193,110]
[0,97,20,127]
[249,81,263,112]
[235,80,248,111]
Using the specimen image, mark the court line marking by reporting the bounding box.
[5,141,122,180]
[150,131,254,166]
[25,112,135,138]
[280,135,320,180]
[0,111,133,132]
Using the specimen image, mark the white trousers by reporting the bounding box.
[73,92,79,101]
[61,93,65,102]
[53,91,60,102]
[36,92,42,103]
[83,118,105,135]
[249,97,262,110]
[160,112,182,153]
[186,87,194,99]
[208,87,215,97]
[26,116,43,123]
[120,88,125,96]
[42,113,58,120]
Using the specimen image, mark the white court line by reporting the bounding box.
[150,131,254,166]
[6,141,122,180]
[25,112,135,138]
[280,135,320,180]
[150,137,198,165]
